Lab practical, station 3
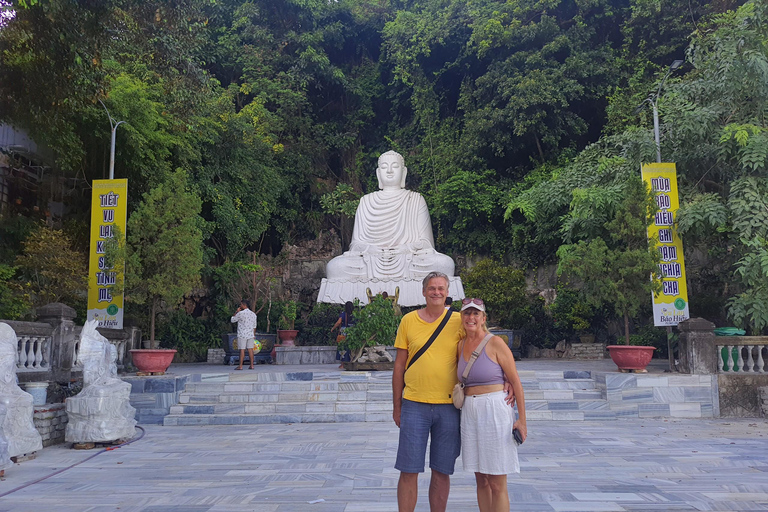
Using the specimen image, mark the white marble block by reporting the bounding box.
[0,404,13,472]
[66,320,136,443]
[0,323,43,458]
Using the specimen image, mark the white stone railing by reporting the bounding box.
[16,334,52,372]
[72,335,130,370]
[718,336,768,373]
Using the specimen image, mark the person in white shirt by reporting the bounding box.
[231,299,259,370]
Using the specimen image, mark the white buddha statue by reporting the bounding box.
[318,150,464,306]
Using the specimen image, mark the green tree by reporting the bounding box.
[15,224,88,308]
[557,178,662,344]
[0,264,32,320]
[123,170,204,344]
[460,259,530,329]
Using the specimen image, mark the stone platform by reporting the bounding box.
[159,359,718,426]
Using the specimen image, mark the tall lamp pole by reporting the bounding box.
[635,60,684,162]
[99,100,126,180]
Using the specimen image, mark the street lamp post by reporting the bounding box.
[99,100,126,180]
[635,59,684,163]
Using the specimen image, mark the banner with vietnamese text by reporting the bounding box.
[87,179,127,329]
[641,163,689,326]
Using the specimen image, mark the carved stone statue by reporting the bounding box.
[318,150,464,306]
[0,323,43,458]
[66,320,136,444]
[0,404,12,475]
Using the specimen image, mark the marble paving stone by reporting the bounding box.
[635,376,669,387]
[572,391,602,399]
[334,402,366,413]
[526,401,550,410]
[620,388,654,402]
[668,375,707,387]
[548,402,580,410]
[605,374,638,391]
[563,371,591,379]
[576,401,609,410]
[653,386,686,403]
[684,387,714,402]
[337,391,367,401]
[670,403,702,418]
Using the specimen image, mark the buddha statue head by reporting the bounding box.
[377,150,407,190]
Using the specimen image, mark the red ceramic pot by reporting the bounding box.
[606,345,655,371]
[130,349,177,373]
[277,329,298,347]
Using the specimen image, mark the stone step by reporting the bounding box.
[521,379,597,390]
[170,400,393,416]
[165,368,619,425]
[163,411,394,425]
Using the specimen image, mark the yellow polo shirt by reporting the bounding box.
[395,309,462,404]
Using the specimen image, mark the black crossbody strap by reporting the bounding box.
[406,309,453,371]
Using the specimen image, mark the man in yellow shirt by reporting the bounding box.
[392,271,463,512]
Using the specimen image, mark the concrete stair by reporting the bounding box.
[163,369,618,426]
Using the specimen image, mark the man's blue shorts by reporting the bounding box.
[395,399,461,475]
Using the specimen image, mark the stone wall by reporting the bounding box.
[33,403,67,447]
[207,348,225,365]
[567,343,607,360]
[760,387,768,418]
[281,230,341,303]
[717,374,768,417]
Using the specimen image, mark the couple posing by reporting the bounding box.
[392,271,527,512]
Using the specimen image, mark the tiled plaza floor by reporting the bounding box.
[1,417,766,512]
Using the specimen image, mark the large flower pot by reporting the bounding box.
[606,345,655,371]
[130,349,177,374]
[277,329,298,347]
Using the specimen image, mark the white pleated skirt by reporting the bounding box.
[460,391,520,475]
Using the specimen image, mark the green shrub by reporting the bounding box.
[0,264,32,320]
[549,287,596,338]
[158,310,218,363]
[299,302,341,346]
[461,259,530,329]
[343,297,400,361]
[518,296,563,349]
[629,324,668,358]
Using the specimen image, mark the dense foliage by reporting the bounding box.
[2,0,768,353]
[343,296,400,361]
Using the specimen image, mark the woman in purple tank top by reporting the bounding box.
[456,298,527,512]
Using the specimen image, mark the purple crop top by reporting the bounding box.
[456,339,505,387]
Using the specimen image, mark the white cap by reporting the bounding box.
[460,299,486,312]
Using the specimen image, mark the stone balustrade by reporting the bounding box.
[2,302,141,384]
[717,337,768,373]
[16,332,52,372]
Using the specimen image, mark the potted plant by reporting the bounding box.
[277,299,298,346]
[341,295,399,370]
[557,177,663,371]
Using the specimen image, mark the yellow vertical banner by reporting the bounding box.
[87,179,127,329]
[641,163,689,326]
